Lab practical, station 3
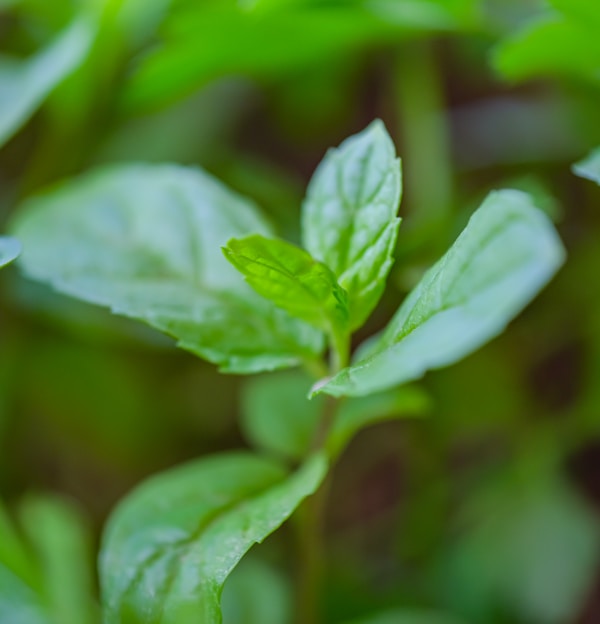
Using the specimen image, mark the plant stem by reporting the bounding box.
[394,40,453,238]
[295,327,349,624]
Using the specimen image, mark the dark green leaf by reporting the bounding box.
[573,147,600,185]
[100,452,327,624]
[315,190,565,397]
[302,120,402,330]
[11,164,323,373]
[0,236,21,268]
[0,17,95,147]
[223,234,349,334]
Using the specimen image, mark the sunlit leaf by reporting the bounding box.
[573,147,600,185]
[11,164,323,373]
[0,237,21,268]
[100,451,327,624]
[224,234,349,333]
[302,120,401,330]
[315,190,565,397]
[0,17,95,147]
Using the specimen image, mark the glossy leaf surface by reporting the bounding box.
[100,452,327,624]
[573,147,600,185]
[0,236,20,268]
[302,120,401,329]
[316,190,565,397]
[11,164,323,373]
[0,17,94,147]
[224,234,348,333]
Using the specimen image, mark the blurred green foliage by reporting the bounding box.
[1,0,600,622]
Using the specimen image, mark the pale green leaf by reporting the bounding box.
[315,190,565,397]
[0,236,21,268]
[0,17,95,147]
[0,566,50,624]
[100,451,327,624]
[18,496,98,624]
[302,119,402,330]
[573,147,600,185]
[11,164,323,373]
[223,234,349,333]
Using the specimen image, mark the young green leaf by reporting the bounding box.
[0,236,20,268]
[100,451,327,624]
[223,234,349,334]
[302,120,402,330]
[11,164,323,373]
[573,147,600,185]
[0,17,95,147]
[315,190,565,397]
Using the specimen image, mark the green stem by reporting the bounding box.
[295,328,349,624]
[393,40,453,239]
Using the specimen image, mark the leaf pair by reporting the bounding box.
[222,119,402,358]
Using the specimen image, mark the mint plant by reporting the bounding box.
[9,121,565,623]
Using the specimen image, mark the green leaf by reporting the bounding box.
[437,459,600,623]
[11,164,323,373]
[220,556,292,624]
[315,190,565,397]
[0,566,50,624]
[493,14,600,84]
[241,371,325,461]
[302,120,402,330]
[223,234,349,334]
[0,236,21,268]
[0,17,95,147]
[573,147,600,185]
[328,385,431,457]
[18,496,98,624]
[100,451,327,624]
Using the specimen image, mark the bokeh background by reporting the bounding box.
[1,1,600,622]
